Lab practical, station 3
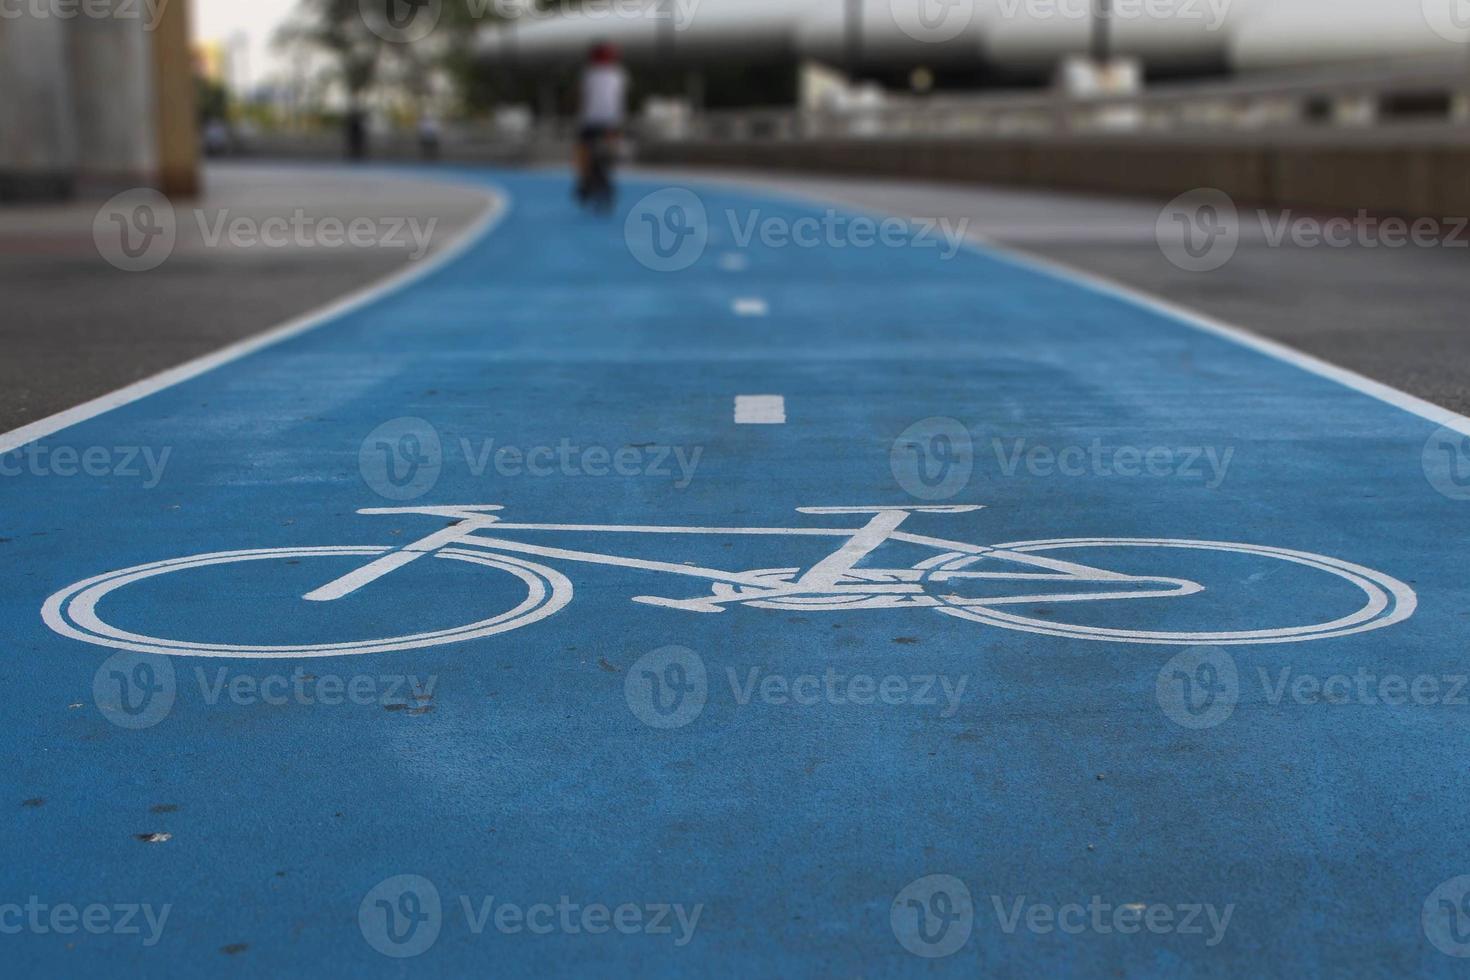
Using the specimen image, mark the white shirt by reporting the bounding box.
[581,65,628,126]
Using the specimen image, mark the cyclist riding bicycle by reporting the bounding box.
[575,41,628,211]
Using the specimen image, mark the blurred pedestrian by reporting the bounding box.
[346,108,368,161]
[418,112,442,162]
[575,40,627,210]
[203,118,230,157]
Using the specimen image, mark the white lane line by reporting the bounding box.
[718,252,748,271]
[0,182,510,455]
[971,236,1470,438]
[735,395,786,424]
[668,171,1470,438]
[733,297,769,317]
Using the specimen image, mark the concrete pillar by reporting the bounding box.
[151,0,200,197]
[0,10,77,201]
[66,2,159,195]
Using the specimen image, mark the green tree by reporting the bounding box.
[275,0,385,116]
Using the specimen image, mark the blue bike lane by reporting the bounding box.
[2,167,1469,976]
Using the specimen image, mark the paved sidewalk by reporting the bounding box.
[0,164,491,432]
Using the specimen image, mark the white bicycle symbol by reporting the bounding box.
[43,504,1416,659]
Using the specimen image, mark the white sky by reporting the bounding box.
[194,0,302,89]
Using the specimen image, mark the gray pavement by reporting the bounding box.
[0,164,491,432]
[640,168,1470,415]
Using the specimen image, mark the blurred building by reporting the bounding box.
[0,0,198,202]
[478,0,1467,106]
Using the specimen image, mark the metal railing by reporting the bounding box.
[664,56,1470,144]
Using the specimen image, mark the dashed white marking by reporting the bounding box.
[735,395,786,424]
[733,298,768,317]
[718,252,748,271]
[673,171,1470,438]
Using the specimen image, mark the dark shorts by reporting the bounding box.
[578,124,616,146]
